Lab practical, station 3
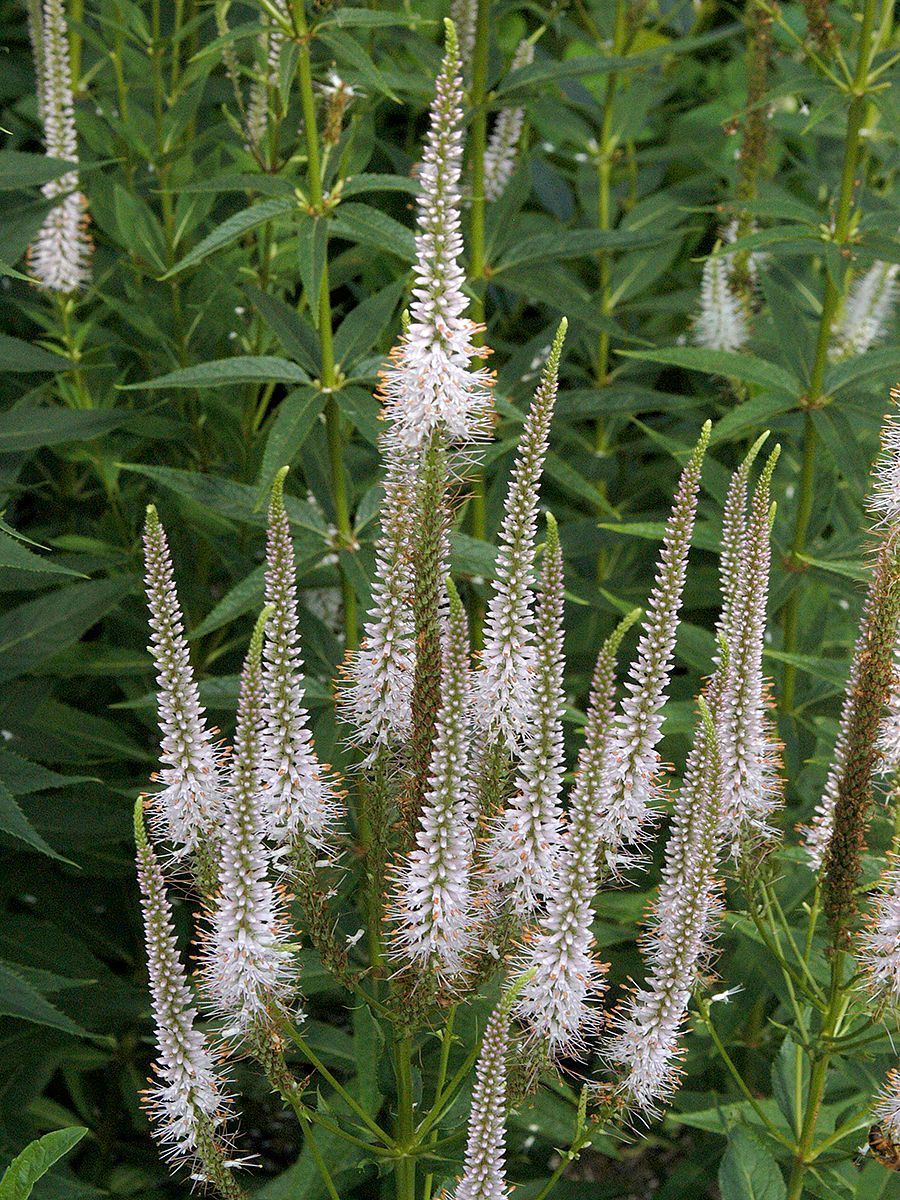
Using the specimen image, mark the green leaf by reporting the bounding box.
[122,356,310,390]
[620,346,798,394]
[0,408,126,454]
[0,532,85,578]
[0,962,87,1038]
[330,203,415,262]
[709,394,796,445]
[333,385,382,445]
[0,578,130,685]
[718,1128,786,1200]
[494,226,666,273]
[0,1127,88,1199]
[297,213,328,325]
[598,520,721,552]
[0,152,78,191]
[333,277,405,369]
[162,197,294,276]
[0,778,75,865]
[0,749,93,795]
[257,388,327,501]
[340,173,419,198]
[190,565,266,639]
[317,28,400,101]
[825,345,900,393]
[246,286,320,373]
[0,335,69,373]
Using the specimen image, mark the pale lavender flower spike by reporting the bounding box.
[605,697,726,1112]
[717,445,782,851]
[594,422,711,872]
[378,19,494,451]
[261,468,341,853]
[202,609,298,1037]
[28,0,92,293]
[874,1070,900,1142]
[390,583,475,981]
[477,320,566,750]
[490,513,566,914]
[143,507,226,855]
[515,610,639,1056]
[830,260,898,361]
[694,251,749,353]
[135,802,241,1189]
[339,441,417,755]
[483,40,535,203]
[451,1003,512,1200]
[859,859,900,1006]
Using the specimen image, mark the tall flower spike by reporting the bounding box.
[605,697,726,1112]
[830,260,898,361]
[859,857,900,1005]
[867,389,900,528]
[451,1002,512,1200]
[489,513,566,914]
[694,250,750,353]
[717,432,769,648]
[477,320,566,751]
[450,0,477,64]
[594,422,711,871]
[135,802,245,1197]
[717,447,782,851]
[143,506,226,860]
[202,609,299,1036]
[483,40,535,203]
[377,20,494,450]
[245,11,285,153]
[339,441,417,756]
[261,468,341,852]
[514,610,640,1056]
[874,1070,900,1143]
[390,582,475,980]
[28,0,92,293]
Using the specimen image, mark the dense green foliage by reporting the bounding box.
[0,0,899,1195]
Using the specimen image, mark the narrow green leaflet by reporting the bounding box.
[333,277,405,370]
[0,408,125,453]
[620,346,799,394]
[162,196,294,276]
[598,520,721,552]
[122,356,310,390]
[494,226,666,274]
[316,27,399,101]
[0,778,75,865]
[0,335,69,373]
[0,1127,88,1200]
[0,532,85,577]
[330,203,415,262]
[825,345,900,393]
[709,394,796,445]
[0,749,94,795]
[256,388,327,502]
[0,151,78,191]
[718,1129,787,1200]
[246,285,321,373]
[297,212,328,325]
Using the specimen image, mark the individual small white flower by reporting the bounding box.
[143,507,226,856]
[694,253,750,352]
[28,0,93,292]
[859,858,900,1005]
[389,584,475,980]
[513,613,638,1054]
[593,423,711,872]
[830,261,898,361]
[339,443,417,756]
[378,20,494,451]
[450,1003,512,1200]
[476,320,566,751]
[202,611,299,1036]
[261,469,342,853]
[605,698,726,1112]
[489,514,566,914]
[135,802,240,1185]
[483,40,534,202]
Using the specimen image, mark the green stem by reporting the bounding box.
[295,5,358,651]
[781,0,882,707]
[422,1007,457,1200]
[394,1033,416,1200]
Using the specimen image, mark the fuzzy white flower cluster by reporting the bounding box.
[28,0,92,292]
[452,1003,512,1200]
[476,319,566,750]
[489,513,566,914]
[135,804,238,1186]
[483,40,534,202]
[261,469,342,852]
[830,260,898,361]
[378,20,494,451]
[390,585,475,979]
[246,11,286,152]
[591,422,711,872]
[859,860,900,1005]
[693,223,757,353]
[143,508,226,854]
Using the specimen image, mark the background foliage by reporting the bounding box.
[0,0,898,1194]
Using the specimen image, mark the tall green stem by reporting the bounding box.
[295,3,358,650]
[780,0,882,709]
[394,1033,416,1200]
